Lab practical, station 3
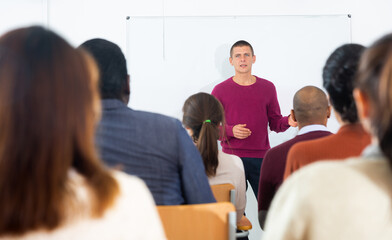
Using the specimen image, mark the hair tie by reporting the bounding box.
[204,119,211,124]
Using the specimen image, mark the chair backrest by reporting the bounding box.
[211,183,236,204]
[157,202,236,240]
[211,183,253,235]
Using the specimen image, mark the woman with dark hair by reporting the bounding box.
[182,92,246,223]
[263,35,392,239]
[0,26,165,239]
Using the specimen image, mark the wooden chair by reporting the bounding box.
[157,202,236,240]
[211,183,253,238]
[211,183,236,204]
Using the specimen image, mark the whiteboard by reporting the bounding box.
[126,15,351,147]
[0,1,46,36]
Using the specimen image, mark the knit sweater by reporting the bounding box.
[208,150,246,223]
[284,123,371,179]
[212,76,289,158]
[264,145,392,240]
[1,171,166,240]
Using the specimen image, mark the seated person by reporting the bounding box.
[182,92,246,224]
[263,32,392,240]
[284,44,371,179]
[0,26,165,239]
[80,39,215,205]
[258,86,332,229]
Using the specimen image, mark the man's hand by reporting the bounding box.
[233,124,251,139]
[288,114,298,127]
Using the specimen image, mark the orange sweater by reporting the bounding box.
[284,123,371,180]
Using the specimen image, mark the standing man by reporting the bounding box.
[212,40,296,198]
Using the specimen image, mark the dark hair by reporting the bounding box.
[323,44,365,123]
[230,40,254,57]
[355,33,392,168]
[0,26,119,235]
[182,93,225,177]
[79,38,129,101]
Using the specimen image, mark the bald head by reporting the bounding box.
[293,86,330,128]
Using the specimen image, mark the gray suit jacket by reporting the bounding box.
[96,99,216,205]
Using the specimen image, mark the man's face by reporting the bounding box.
[229,46,256,74]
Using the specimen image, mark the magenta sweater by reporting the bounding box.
[212,76,289,158]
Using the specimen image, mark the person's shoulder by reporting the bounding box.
[215,77,234,87]
[218,150,244,169]
[286,156,391,195]
[212,77,234,92]
[280,159,353,201]
[108,171,167,239]
[254,76,276,88]
[266,156,392,240]
[290,133,336,154]
[111,170,150,195]
[265,137,299,159]
[131,109,181,128]
[110,171,156,208]
[263,146,282,163]
[343,156,392,181]
[100,99,176,126]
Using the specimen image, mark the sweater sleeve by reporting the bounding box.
[267,84,290,133]
[224,123,235,138]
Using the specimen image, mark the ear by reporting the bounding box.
[229,57,233,66]
[290,109,297,122]
[122,75,131,104]
[353,88,370,120]
[185,127,194,137]
[252,55,256,64]
[126,75,130,91]
[327,105,331,118]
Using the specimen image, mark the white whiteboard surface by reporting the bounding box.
[126,15,351,147]
[0,1,46,36]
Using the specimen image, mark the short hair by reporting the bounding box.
[79,38,128,100]
[230,40,254,57]
[322,44,365,123]
[182,92,225,177]
[293,86,329,125]
[0,26,118,235]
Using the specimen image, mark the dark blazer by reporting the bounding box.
[96,99,216,205]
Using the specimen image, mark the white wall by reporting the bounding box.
[2,0,391,52]
[1,1,392,239]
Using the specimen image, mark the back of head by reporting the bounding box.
[79,38,129,102]
[355,33,392,167]
[230,40,254,57]
[0,26,118,235]
[182,92,224,177]
[323,43,365,123]
[293,86,329,126]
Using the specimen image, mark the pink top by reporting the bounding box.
[212,76,289,158]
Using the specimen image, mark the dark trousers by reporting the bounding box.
[240,157,263,200]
